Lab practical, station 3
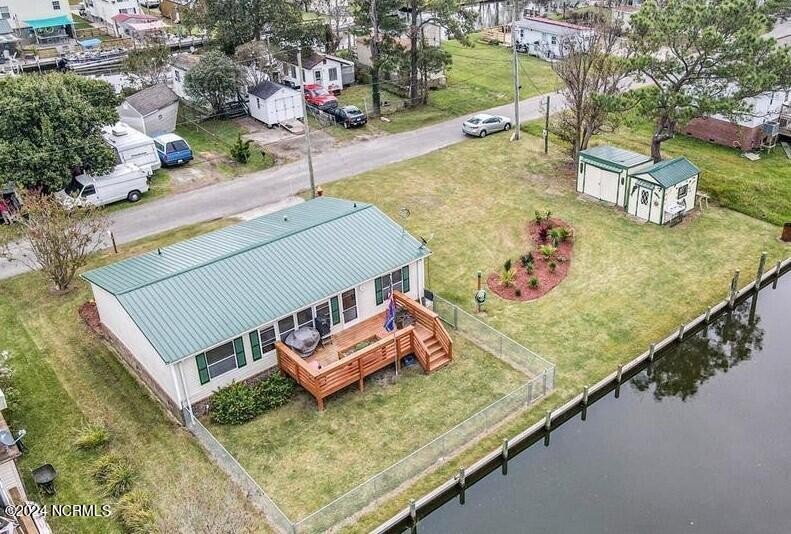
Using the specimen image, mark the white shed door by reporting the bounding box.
[274,96,296,122]
[583,165,601,197]
[599,169,619,203]
[632,186,652,220]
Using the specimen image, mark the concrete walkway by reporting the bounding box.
[0,91,566,280]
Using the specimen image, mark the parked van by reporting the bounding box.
[102,123,161,174]
[153,134,193,167]
[57,163,149,207]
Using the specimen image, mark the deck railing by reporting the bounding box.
[393,292,453,364]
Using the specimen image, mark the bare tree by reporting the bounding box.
[1,189,108,293]
[315,0,349,52]
[235,40,280,87]
[551,21,631,160]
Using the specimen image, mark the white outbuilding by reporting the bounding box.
[247,80,303,127]
[577,145,653,207]
[626,157,700,225]
[117,83,179,137]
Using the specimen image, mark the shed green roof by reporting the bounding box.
[579,145,652,169]
[82,197,430,364]
[633,157,699,188]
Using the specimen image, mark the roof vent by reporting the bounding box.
[111,123,129,137]
[283,216,288,222]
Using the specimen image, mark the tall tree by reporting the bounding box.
[551,21,631,160]
[628,0,791,161]
[185,0,323,54]
[235,40,280,87]
[121,43,172,87]
[0,74,118,191]
[404,0,475,105]
[0,189,108,293]
[184,50,245,113]
[350,0,404,116]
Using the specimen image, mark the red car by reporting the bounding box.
[303,84,338,110]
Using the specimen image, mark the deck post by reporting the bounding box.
[457,467,466,504]
[582,385,589,406]
[317,396,325,411]
[544,410,551,431]
[756,251,767,288]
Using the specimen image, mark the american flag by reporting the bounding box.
[384,294,396,332]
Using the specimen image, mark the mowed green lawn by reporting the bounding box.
[334,35,559,137]
[206,336,526,518]
[0,221,268,533]
[321,133,788,531]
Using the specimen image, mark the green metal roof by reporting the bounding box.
[579,145,653,170]
[24,15,73,29]
[82,197,430,364]
[633,157,700,188]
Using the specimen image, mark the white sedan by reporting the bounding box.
[462,114,512,138]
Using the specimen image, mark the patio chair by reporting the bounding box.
[314,316,332,347]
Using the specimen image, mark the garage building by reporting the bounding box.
[577,145,653,207]
[247,80,304,128]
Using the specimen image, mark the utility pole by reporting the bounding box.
[297,51,317,198]
[544,94,550,153]
[511,0,521,140]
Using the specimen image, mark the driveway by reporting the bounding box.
[0,92,566,280]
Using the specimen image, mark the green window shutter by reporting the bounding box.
[233,337,246,368]
[196,354,210,385]
[375,276,384,305]
[249,332,262,361]
[402,266,410,293]
[330,296,340,325]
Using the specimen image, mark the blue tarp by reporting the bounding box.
[78,38,102,48]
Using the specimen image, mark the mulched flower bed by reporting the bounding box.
[488,217,575,301]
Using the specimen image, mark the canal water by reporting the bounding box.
[417,274,791,533]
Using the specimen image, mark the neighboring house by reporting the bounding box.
[168,52,199,99]
[82,197,432,416]
[117,83,179,136]
[1,0,73,46]
[513,16,592,60]
[626,157,699,225]
[280,50,354,92]
[355,33,448,90]
[0,19,19,57]
[577,145,653,208]
[684,90,790,151]
[247,80,303,127]
[159,0,192,22]
[111,12,166,39]
[85,0,140,26]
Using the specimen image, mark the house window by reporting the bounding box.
[551,35,557,45]
[297,307,313,329]
[328,67,338,81]
[52,0,61,9]
[677,184,688,199]
[119,7,129,13]
[374,266,411,305]
[341,289,358,323]
[174,70,181,82]
[314,70,322,83]
[278,315,295,341]
[195,338,246,384]
[258,325,276,355]
[0,7,9,19]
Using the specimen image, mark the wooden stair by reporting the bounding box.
[415,325,451,371]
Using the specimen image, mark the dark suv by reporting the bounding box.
[328,105,368,128]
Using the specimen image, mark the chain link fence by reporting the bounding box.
[432,293,555,383]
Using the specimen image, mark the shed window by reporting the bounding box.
[278,316,295,341]
[640,190,649,205]
[677,184,688,199]
[342,289,358,323]
[328,67,338,81]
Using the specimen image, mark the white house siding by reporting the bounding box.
[249,89,303,127]
[170,66,188,99]
[117,107,146,136]
[177,259,425,405]
[140,101,178,136]
[281,56,350,92]
[578,160,654,208]
[86,0,140,24]
[0,460,25,500]
[91,285,179,403]
[662,176,698,221]
[3,0,66,30]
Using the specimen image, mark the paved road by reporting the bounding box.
[0,92,566,280]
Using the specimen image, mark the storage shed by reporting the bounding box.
[627,157,700,225]
[117,84,179,137]
[247,80,303,127]
[577,145,653,207]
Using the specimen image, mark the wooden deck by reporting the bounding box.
[276,292,453,410]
